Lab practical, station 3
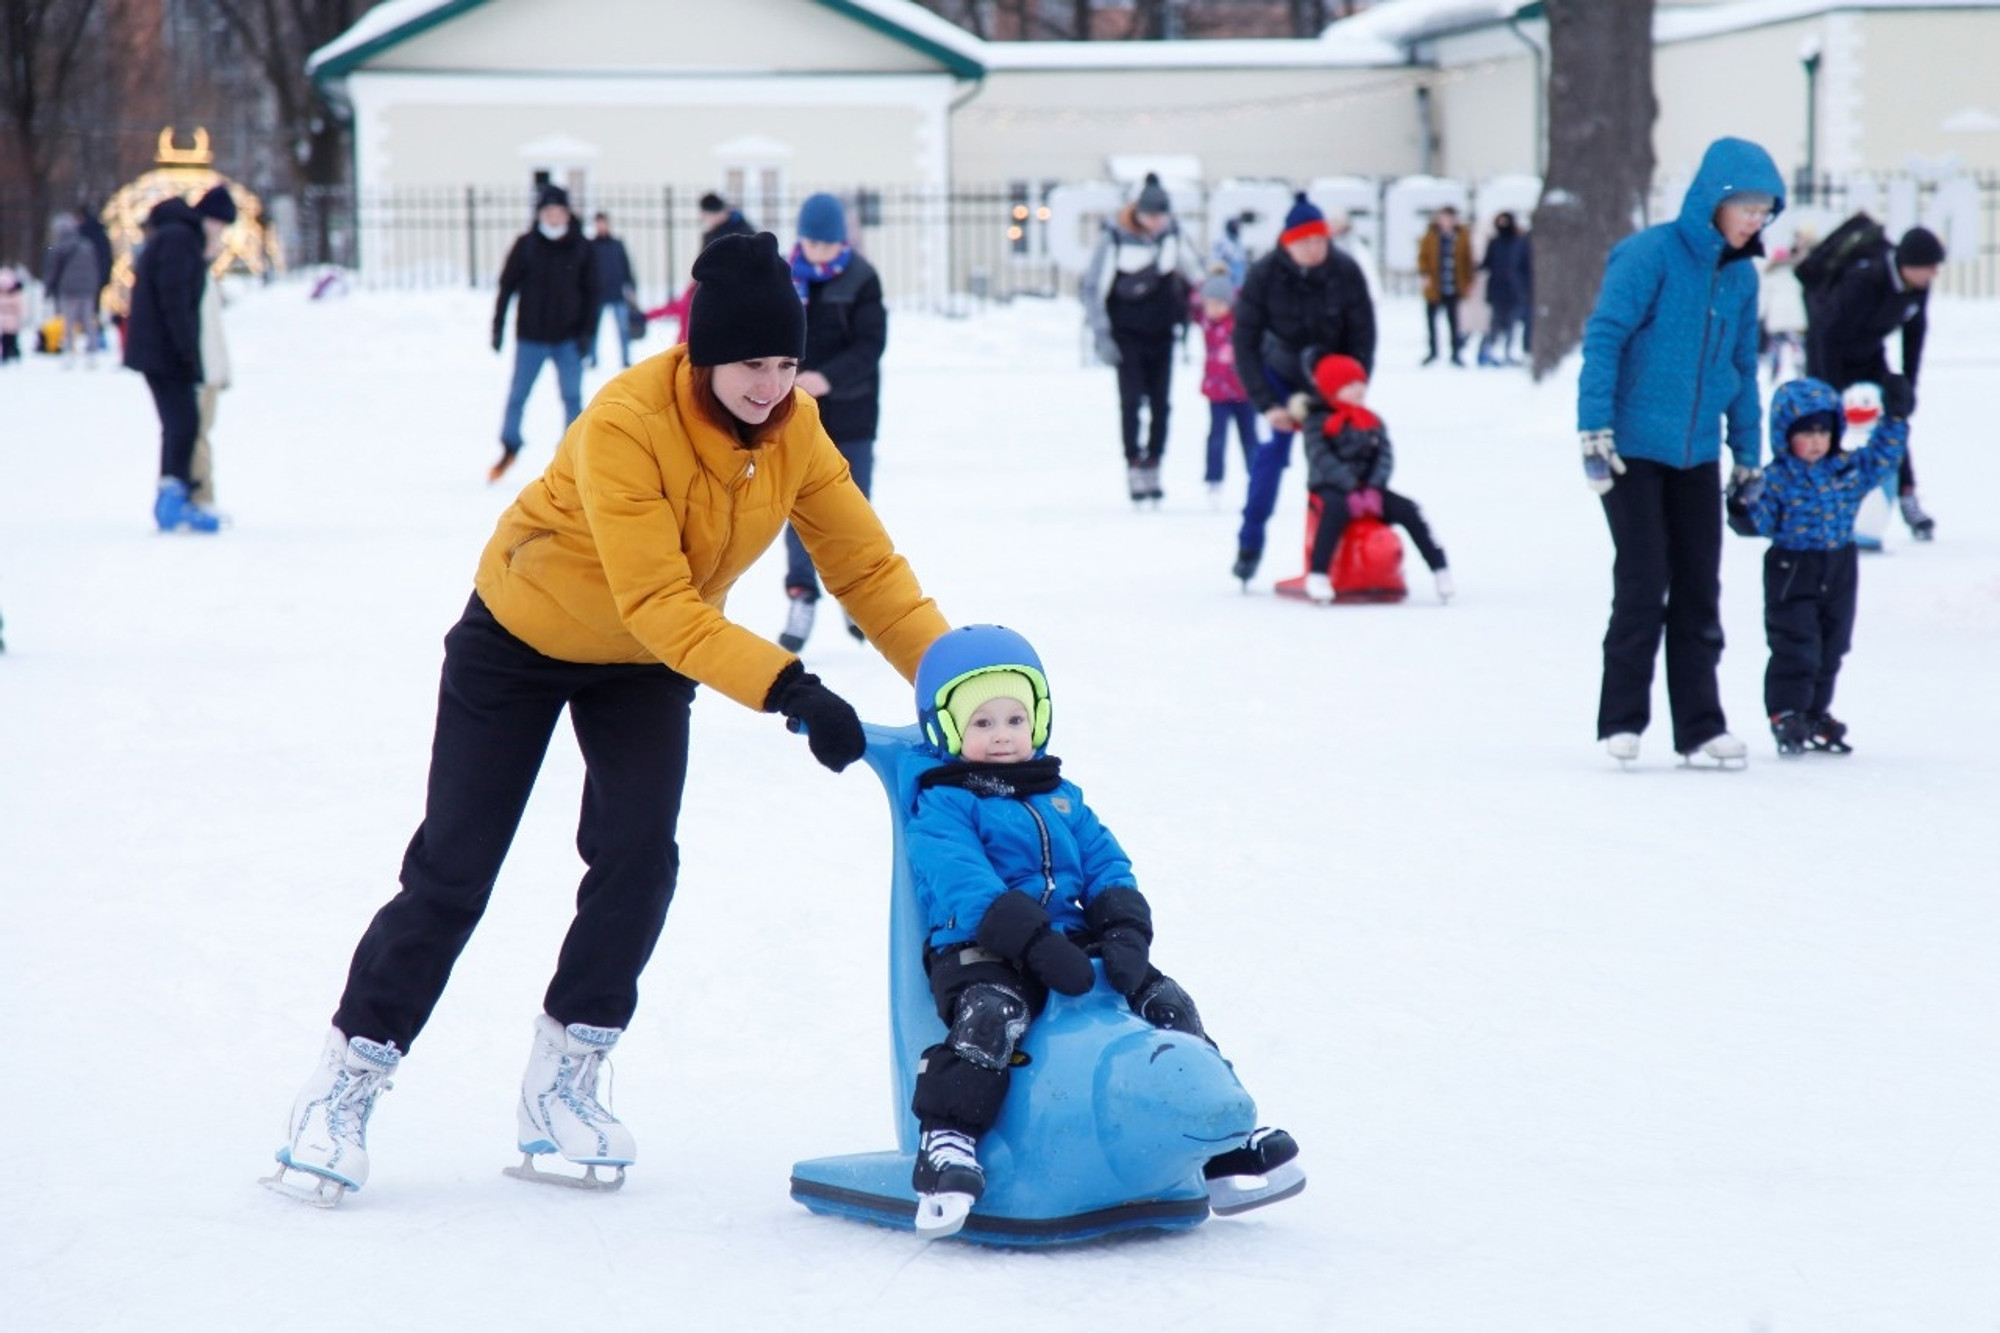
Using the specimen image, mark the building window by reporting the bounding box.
[1007,179,1060,259]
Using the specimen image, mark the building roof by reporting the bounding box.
[307,0,2000,92]
[307,0,1401,87]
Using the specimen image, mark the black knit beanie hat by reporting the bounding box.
[688,232,806,367]
[195,184,238,224]
[1895,226,1945,269]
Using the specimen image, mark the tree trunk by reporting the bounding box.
[0,0,103,262]
[1530,0,1657,380]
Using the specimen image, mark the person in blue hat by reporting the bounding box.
[900,625,1303,1237]
[774,191,888,652]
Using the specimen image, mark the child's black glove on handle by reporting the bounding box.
[764,661,866,773]
[1882,373,1915,419]
[976,892,1094,996]
[1086,886,1154,995]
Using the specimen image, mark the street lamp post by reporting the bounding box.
[1800,37,1823,204]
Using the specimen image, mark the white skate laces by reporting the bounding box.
[507,1015,635,1191]
[264,1028,400,1206]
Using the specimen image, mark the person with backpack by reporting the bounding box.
[1802,222,1943,539]
[1081,173,1200,504]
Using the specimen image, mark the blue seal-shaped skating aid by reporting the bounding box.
[788,724,1259,1246]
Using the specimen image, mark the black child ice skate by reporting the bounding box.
[1202,1126,1306,1215]
[1807,713,1853,755]
[1771,711,1810,758]
[911,1127,985,1239]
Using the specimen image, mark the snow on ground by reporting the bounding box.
[1,276,1996,1333]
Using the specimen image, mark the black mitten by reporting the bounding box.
[491,326,504,353]
[1882,373,1915,419]
[976,892,1093,996]
[1086,886,1154,995]
[764,661,865,773]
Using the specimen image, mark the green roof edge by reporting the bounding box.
[313,0,494,86]
[811,0,985,79]
[313,0,982,91]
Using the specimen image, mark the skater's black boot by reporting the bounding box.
[1203,1126,1305,1215]
[1807,713,1852,754]
[911,1126,984,1238]
[1771,710,1810,758]
[1231,547,1261,583]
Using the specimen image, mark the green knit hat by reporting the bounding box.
[944,671,1036,742]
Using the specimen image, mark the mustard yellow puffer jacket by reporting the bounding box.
[474,344,947,710]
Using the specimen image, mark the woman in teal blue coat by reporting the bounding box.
[1576,136,1785,766]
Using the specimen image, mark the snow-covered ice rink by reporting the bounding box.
[2,277,1995,1332]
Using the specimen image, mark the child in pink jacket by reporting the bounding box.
[1193,273,1260,497]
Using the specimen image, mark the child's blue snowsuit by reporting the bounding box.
[1730,378,1907,719]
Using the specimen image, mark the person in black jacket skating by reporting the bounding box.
[489,185,596,483]
[124,185,235,532]
[698,191,756,249]
[1227,193,1377,582]
[1804,225,1943,538]
[775,192,889,651]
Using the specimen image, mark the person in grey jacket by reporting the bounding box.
[1081,173,1201,505]
[43,213,103,368]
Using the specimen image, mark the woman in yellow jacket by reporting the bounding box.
[270,233,950,1204]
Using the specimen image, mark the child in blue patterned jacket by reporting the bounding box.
[1728,374,1909,756]
[900,624,1302,1237]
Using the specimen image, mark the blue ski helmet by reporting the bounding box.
[915,625,1052,757]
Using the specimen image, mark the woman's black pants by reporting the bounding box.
[332,595,694,1052]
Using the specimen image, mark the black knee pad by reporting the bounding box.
[948,981,1028,1071]
[911,1042,1011,1133]
[1132,975,1207,1039]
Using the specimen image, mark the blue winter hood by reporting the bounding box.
[1675,138,1787,255]
[1768,377,1844,461]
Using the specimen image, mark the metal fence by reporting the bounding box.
[290,173,2000,305]
[289,182,1077,310]
[8,172,1994,307]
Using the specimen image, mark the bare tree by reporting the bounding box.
[1,0,104,256]
[193,0,383,195]
[1530,0,1657,379]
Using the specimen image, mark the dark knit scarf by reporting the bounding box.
[790,242,853,303]
[917,755,1063,798]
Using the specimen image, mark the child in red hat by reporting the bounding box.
[1291,353,1452,603]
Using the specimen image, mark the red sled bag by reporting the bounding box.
[1273,499,1409,603]
[1331,515,1407,601]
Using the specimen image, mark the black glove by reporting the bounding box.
[1086,885,1154,995]
[1882,373,1915,419]
[976,892,1093,996]
[491,327,503,353]
[763,661,865,773]
[1725,477,1764,537]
